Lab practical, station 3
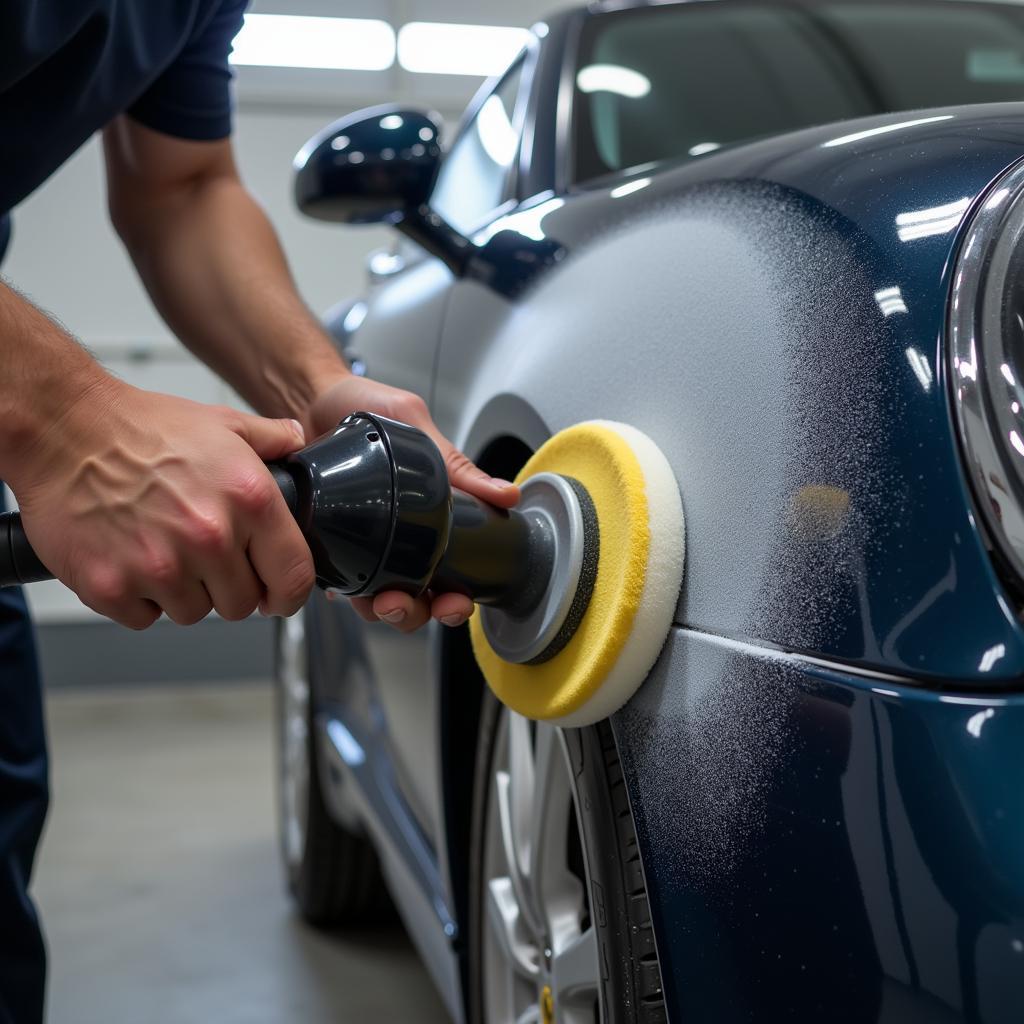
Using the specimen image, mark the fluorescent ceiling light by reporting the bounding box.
[905,347,933,391]
[610,177,651,199]
[978,644,1006,675]
[875,286,909,317]
[398,22,530,76]
[957,350,978,381]
[576,64,651,98]
[821,114,953,148]
[475,197,565,245]
[230,14,395,71]
[966,706,996,736]
[476,96,518,166]
[985,186,1012,211]
[895,196,970,241]
[689,142,721,157]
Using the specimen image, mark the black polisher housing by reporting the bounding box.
[0,412,598,662]
[277,414,597,648]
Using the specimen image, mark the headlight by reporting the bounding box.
[950,158,1024,585]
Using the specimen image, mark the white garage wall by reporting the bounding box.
[6,106,393,355]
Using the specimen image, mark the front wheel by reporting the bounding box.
[469,691,666,1023]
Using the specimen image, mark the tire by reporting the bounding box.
[469,690,666,1023]
[274,607,390,926]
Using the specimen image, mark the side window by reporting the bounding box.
[430,60,525,235]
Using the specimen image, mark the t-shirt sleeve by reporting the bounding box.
[128,0,249,141]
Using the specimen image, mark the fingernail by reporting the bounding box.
[290,419,305,442]
[440,614,467,627]
[493,479,515,489]
[379,609,406,624]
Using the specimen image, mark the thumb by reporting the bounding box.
[436,439,520,509]
[231,413,306,460]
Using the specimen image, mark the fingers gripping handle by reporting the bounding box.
[267,463,299,518]
[0,464,301,589]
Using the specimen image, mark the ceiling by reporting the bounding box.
[238,0,574,115]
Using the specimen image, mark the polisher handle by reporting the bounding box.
[429,491,547,613]
[0,464,301,588]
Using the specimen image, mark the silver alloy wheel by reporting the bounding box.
[278,610,310,870]
[483,709,602,1023]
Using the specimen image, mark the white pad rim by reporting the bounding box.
[546,421,685,727]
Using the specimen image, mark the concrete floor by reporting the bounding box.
[35,683,452,1024]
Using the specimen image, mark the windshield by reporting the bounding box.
[573,1,1024,183]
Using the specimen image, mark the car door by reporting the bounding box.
[351,56,532,847]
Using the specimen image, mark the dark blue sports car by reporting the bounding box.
[274,2,1024,1020]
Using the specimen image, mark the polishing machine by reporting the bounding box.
[0,413,685,725]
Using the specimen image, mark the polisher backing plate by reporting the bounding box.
[470,421,685,727]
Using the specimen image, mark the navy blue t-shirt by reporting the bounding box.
[0,0,248,258]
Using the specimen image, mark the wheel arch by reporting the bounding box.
[437,423,538,1008]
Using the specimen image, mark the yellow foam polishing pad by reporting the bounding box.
[470,421,685,727]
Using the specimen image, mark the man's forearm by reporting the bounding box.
[108,144,349,426]
[0,281,111,488]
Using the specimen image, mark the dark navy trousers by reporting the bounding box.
[0,488,47,1024]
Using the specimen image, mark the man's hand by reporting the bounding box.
[310,374,520,632]
[10,377,313,630]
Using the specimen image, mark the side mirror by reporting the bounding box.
[294,105,472,275]
[294,105,441,223]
